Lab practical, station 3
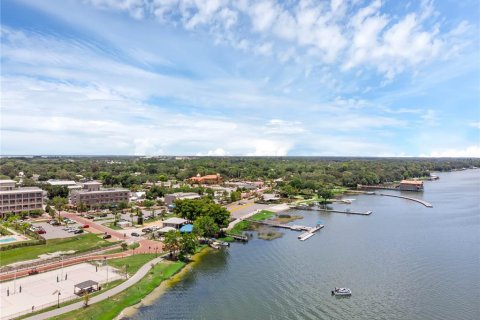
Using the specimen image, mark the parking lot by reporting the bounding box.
[32,222,85,240]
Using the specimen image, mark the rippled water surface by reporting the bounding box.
[132,170,480,320]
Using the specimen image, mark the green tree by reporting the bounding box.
[128,242,140,255]
[164,230,181,258]
[179,232,197,261]
[317,187,334,204]
[77,202,87,213]
[118,201,128,212]
[52,196,68,219]
[193,215,219,238]
[136,207,143,225]
[121,242,128,251]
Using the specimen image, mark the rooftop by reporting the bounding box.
[83,181,102,185]
[0,187,43,194]
[47,180,78,186]
[163,217,187,225]
[400,180,423,185]
[0,180,16,184]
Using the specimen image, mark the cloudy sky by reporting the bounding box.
[1,0,479,156]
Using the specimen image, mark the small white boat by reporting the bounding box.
[332,287,352,296]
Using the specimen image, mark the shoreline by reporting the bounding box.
[115,247,211,319]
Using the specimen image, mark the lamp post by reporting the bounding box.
[61,254,64,281]
[13,268,17,294]
[57,291,61,308]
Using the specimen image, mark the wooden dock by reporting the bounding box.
[291,206,372,216]
[245,219,324,241]
[225,233,248,242]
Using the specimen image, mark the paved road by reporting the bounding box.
[23,255,166,320]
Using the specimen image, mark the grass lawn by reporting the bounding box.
[101,248,125,255]
[53,260,185,320]
[250,210,275,221]
[107,254,157,276]
[0,233,114,267]
[228,220,253,235]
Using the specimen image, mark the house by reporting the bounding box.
[188,174,222,185]
[162,217,187,229]
[399,180,424,191]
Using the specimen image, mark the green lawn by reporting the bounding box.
[0,233,114,267]
[250,210,275,221]
[107,254,157,276]
[228,220,253,235]
[53,260,185,320]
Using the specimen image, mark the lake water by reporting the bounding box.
[132,170,480,320]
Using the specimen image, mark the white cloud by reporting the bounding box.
[197,148,228,156]
[469,121,480,129]
[80,0,472,79]
[247,139,293,156]
[420,145,480,157]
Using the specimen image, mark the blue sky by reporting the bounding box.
[1,0,479,156]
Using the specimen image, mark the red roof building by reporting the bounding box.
[399,180,424,191]
[188,174,222,185]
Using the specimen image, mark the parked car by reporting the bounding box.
[74,229,84,234]
[49,220,61,226]
[141,228,152,233]
[82,224,89,228]
[36,228,46,234]
[102,234,112,239]
[99,213,108,217]
[67,220,76,224]
[131,232,140,237]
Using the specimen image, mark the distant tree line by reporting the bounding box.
[1,157,478,196]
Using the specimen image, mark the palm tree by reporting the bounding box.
[164,230,181,259]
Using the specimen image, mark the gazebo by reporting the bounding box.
[74,280,99,295]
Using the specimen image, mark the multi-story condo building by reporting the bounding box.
[70,181,129,208]
[0,180,44,215]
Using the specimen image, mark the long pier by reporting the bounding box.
[378,193,433,208]
[291,206,372,216]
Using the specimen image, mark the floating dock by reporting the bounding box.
[291,206,372,215]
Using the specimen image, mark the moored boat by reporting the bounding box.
[331,287,352,296]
